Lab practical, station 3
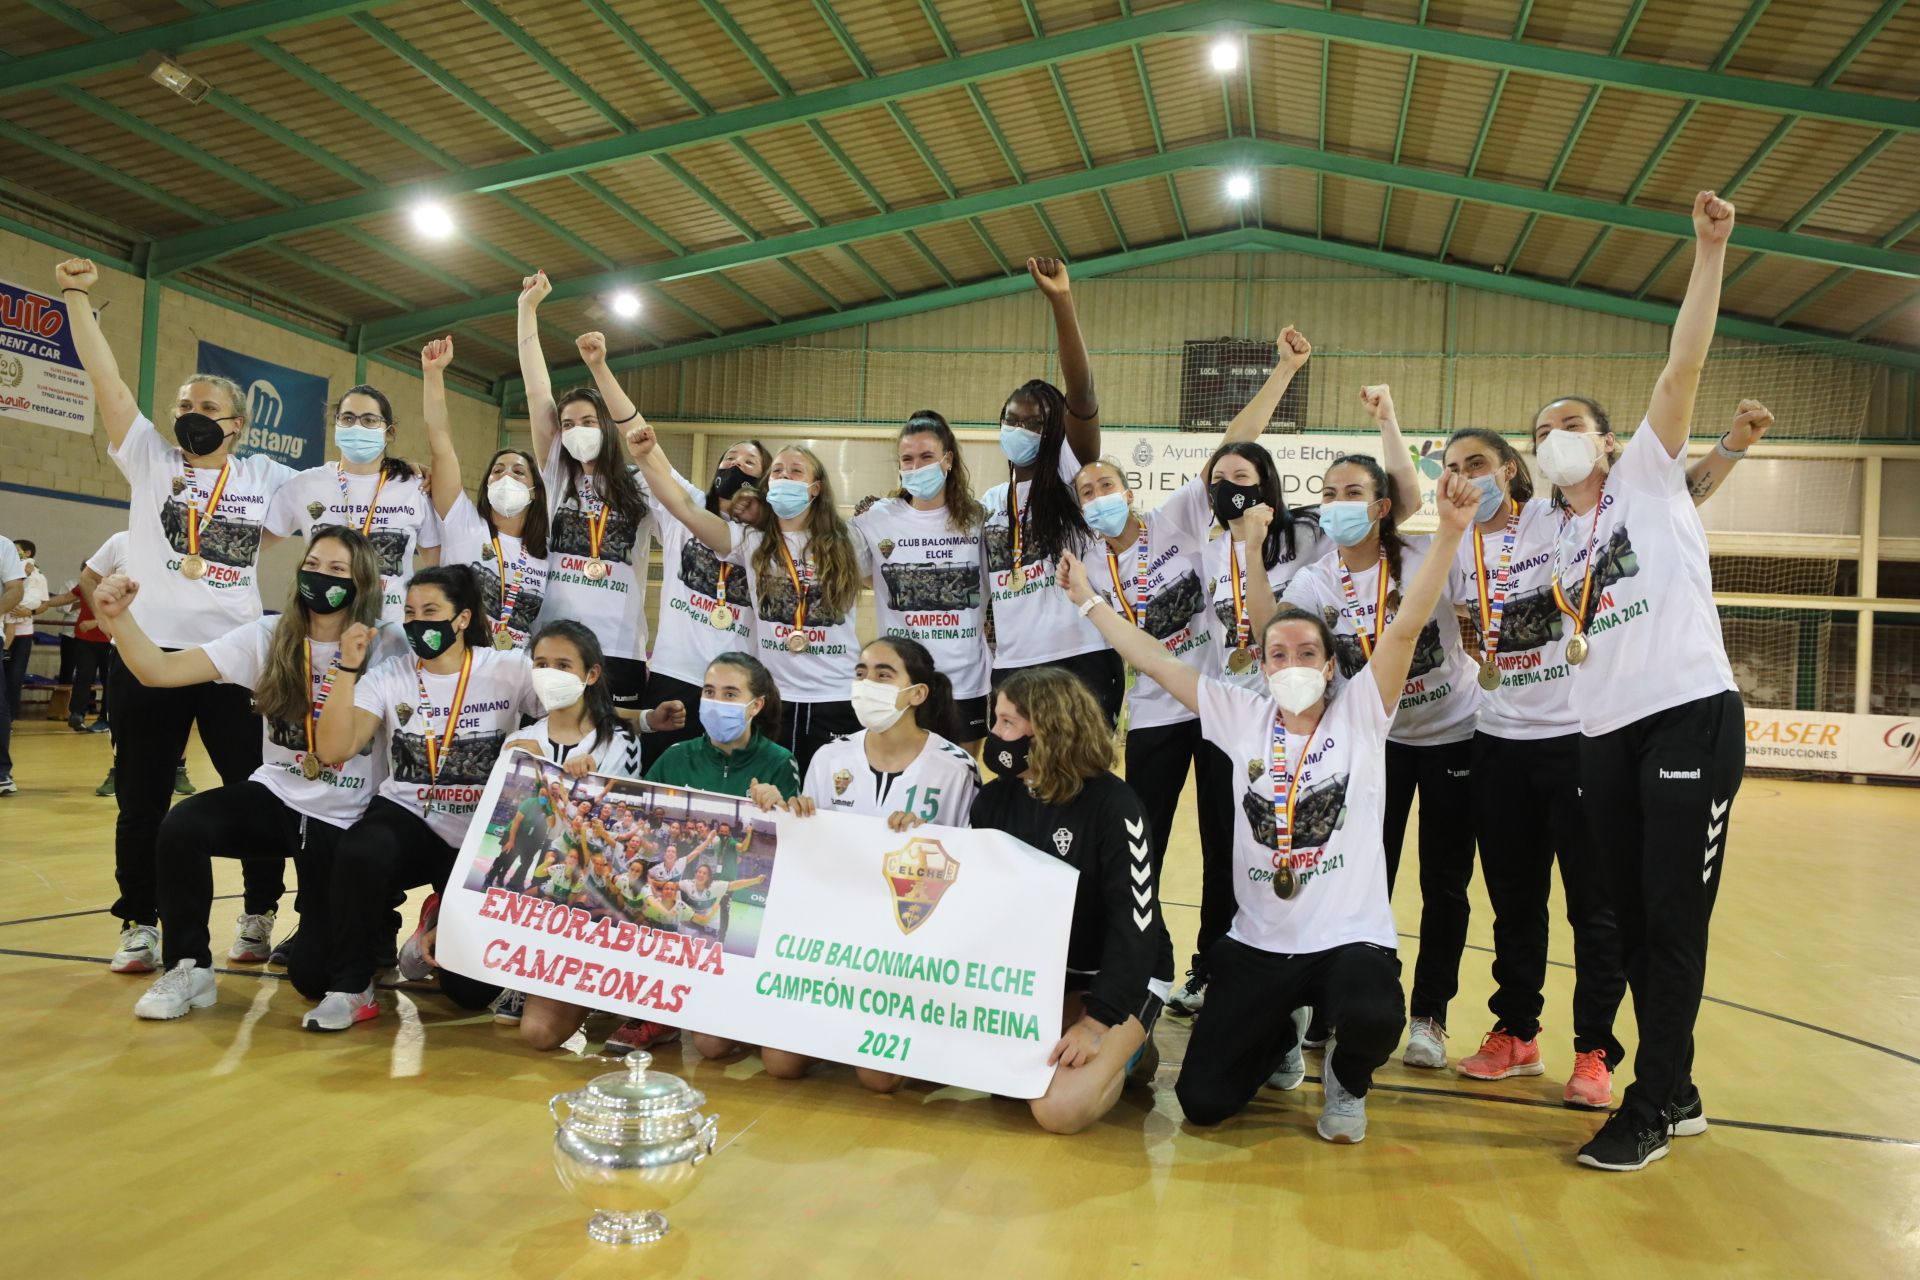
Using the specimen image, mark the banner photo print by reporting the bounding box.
[438,752,1077,1098]
[0,275,95,433]
[194,340,329,468]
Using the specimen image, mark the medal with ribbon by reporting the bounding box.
[414,649,474,781]
[1268,712,1307,900]
[1474,504,1521,689]
[335,462,390,537]
[580,479,611,580]
[1225,539,1254,674]
[776,534,811,653]
[1103,521,1150,627]
[491,532,529,649]
[178,459,232,580]
[1551,488,1605,666]
[301,640,340,780]
[1336,558,1392,661]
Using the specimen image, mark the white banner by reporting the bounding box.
[1103,429,1446,519]
[1744,707,1920,777]
[0,275,95,434]
[438,752,1076,1097]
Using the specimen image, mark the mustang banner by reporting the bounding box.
[438,751,1077,1097]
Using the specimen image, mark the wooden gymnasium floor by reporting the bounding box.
[3,717,1916,1280]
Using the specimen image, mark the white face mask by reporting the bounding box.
[1266,664,1328,715]
[850,678,913,733]
[561,425,603,463]
[1535,429,1600,487]
[486,476,533,517]
[530,668,587,713]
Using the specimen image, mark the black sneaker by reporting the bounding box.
[1663,1087,1708,1137]
[268,929,298,967]
[1577,1110,1671,1171]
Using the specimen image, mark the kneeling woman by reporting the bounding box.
[969,667,1172,1134]
[1060,469,1477,1143]
[94,528,407,1020]
[313,565,541,1031]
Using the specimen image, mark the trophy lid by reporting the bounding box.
[567,1052,708,1126]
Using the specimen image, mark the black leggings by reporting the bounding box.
[992,647,1125,728]
[109,662,280,925]
[779,699,860,780]
[71,638,110,721]
[330,796,499,1008]
[1383,737,1476,1026]
[604,655,648,712]
[1122,720,1236,977]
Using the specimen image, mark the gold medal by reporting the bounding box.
[1566,633,1590,666]
[493,631,515,650]
[785,631,810,654]
[709,603,733,628]
[583,559,609,580]
[1271,862,1300,901]
[1227,646,1254,675]
[1479,660,1502,691]
[301,754,324,781]
[180,554,206,580]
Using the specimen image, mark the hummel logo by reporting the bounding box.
[1659,767,1701,779]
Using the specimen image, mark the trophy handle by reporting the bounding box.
[548,1095,573,1126]
[689,1115,719,1163]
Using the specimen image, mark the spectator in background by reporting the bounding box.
[0,535,25,794]
[37,560,84,696]
[5,538,49,719]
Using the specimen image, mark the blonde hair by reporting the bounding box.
[750,445,862,619]
[994,668,1114,804]
[179,373,249,425]
[254,526,385,725]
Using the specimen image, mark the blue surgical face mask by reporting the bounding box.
[1081,492,1132,538]
[999,425,1042,466]
[334,425,387,464]
[765,478,814,520]
[1321,500,1377,548]
[699,698,750,745]
[900,461,946,500]
[1469,473,1506,524]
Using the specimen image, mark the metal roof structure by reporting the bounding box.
[3,0,1917,403]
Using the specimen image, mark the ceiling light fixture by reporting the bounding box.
[410,202,455,240]
[140,51,211,104]
[1225,171,1253,201]
[610,291,642,319]
[1209,37,1240,74]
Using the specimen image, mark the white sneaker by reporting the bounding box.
[134,959,216,1020]
[1267,1006,1312,1089]
[1403,1015,1448,1069]
[111,923,161,973]
[227,910,276,963]
[1166,971,1206,1016]
[1317,1037,1368,1144]
[302,984,379,1032]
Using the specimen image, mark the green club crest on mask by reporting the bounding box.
[326,586,346,607]
[426,629,444,652]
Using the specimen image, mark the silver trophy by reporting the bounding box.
[549,1051,719,1245]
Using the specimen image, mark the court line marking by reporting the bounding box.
[0,893,244,929]
[212,981,275,1077]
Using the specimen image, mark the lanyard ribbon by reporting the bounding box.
[1474,505,1520,664]
[303,641,340,766]
[1270,713,1307,868]
[1336,558,1392,661]
[580,479,610,562]
[182,461,233,558]
[1227,540,1252,652]
[1005,469,1024,574]
[491,533,530,632]
[775,534,809,632]
[335,463,390,537]
[1552,489,1606,632]
[415,650,474,781]
[1103,522,1150,626]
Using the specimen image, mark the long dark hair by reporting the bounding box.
[704,440,774,516]
[407,564,492,651]
[1261,604,1339,666]
[1444,428,1535,505]
[1534,395,1621,505]
[256,526,384,726]
[1324,453,1405,585]
[1002,379,1088,562]
[710,650,782,741]
[896,410,985,534]
[476,448,550,559]
[556,386,649,525]
[1204,440,1300,571]
[332,384,414,481]
[865,636,961,743]
[748,446,862,618]
[530,620,619,753]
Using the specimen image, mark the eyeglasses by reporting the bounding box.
[336,413,389,429]
[1000,413,1045,431]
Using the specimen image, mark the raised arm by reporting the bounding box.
[315,623,384,762]
[1225,326,1312,446]
[53,259,138,446]
[624,423,734,553]
[1369,472,1476,713]
[1648,191,1735,458]
[1056,551,1201,714]
[90,575,219,687]
[419,336,465,519]
[577,330,638,429]
[1238,503,1280,637]
[1685,398,1769,505]
[517,271,559,462]
[1028,257,1100,462]
[1359,384,1422,524]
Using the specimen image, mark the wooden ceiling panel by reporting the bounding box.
[1137,37,1228,151]
[1510,217,1609,282]
[715,259,832,319]
[1057,48,1159,164]
[1831,3,1920,95]
[1383,189,1459,260]
[848,233,948,295]
[828,0,950,72]
[1800,271,1920,342]
[1167,168,1245,241]
[1250,32,1326,145]
[1570,226,1683,296]
[974,205,1060,265]
[809,105,950,210]
[709,0,878,96]
[912,219,1002,280]
[1399,58,1506,176]
[1719,118,1891,230]
[1474,72,1610,189]
[1797,134,1920,243]
[892,87,1015,195]
[1554,89,1689,202]
[1516,0,1644,48]
[1034,190,1124,259]
[924,0,1039,53]
[1270,168,1320,236]
[736,122,884,223]
[1322,44,1415,162]
[1443,203,1532,267]
[1621,0,1763,67]
[666,139,818,240]
[787,246,887,305]
[973,66,1092,181]
[1102,175,1180,249]
[1317,174,1387,248]
[1721,255,1835,318]
[1730,0,1900,86]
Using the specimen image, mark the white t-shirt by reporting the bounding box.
[728,525,872,703]
[1561,422,1738,737]
[107,414,297,648]
[982,444,1103,668]
[1447,498,1579,740]
[539,439,656,662]
[1197,677,1398,955]
[1283,535,1479,747]
[802,729,981,823]
[438,493,549,651]
[265,463,442,624]
[1204,513,1331,692]
[85,531,129,579]
[1082,479,1217,730]
[647,473,752,686]
[352,646,540,845]
[202,616,410,827]
[511,714,644,778]
[6,565,46,641]
[854,498,991,700]
[0,537,20,585]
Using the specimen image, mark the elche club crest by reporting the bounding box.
[395,703,412,726]
[882,836,961,935]
[1052,828,1073,856]
[1247,758,1263,783]
[307,500,326,521]
[832,768,853,796]
[992,744,1018,772]
[1131,438,1154,467]
[877,538,895,560]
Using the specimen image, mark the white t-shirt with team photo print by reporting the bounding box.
[1282,535,1479,747]
[202,617,411,827]
[1560,422,1738,737]
[352,646,541,845]
[803,729,981,823]
[1082,478,1217,730]
[107,413,297,649]
[855,498,991,701]
[437,493,549,652]
[648,471,753,687]
[265,464,442,625]
[1197,678,1399,955]
[1447,498,1580,740]
[539,440,656,663]
[981,445,1103,669]
[1204,513,1332,693]
[727,526,873,703]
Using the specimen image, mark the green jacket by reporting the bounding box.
[644,732,801,800]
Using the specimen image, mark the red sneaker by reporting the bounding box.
[397,892,440,981]
[604,1019,679,1056]
[1455,1029,1545,1080]
[1563,1048,1613,1111]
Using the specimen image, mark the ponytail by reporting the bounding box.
[1326,453,1405,585]
[867,636,962,743]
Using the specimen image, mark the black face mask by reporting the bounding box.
[711,464,751,500]
[297,570,357,616]
[984,730,1032,779]
[174,412,235,457]
[405,618,460,661]
[1211,480,1266,528]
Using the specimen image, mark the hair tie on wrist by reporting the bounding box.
[612,408,640,425]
